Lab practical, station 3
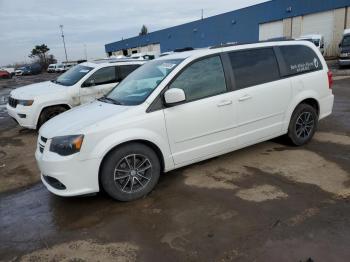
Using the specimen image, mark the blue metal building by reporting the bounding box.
[105,0,350,57]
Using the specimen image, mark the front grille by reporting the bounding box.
[8,97,18,108]
[39,144,44,153]
[41,136,47,143]
[38,136,47,154]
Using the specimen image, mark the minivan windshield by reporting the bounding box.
[54,65,93,86]
[106,59,183,105]
[342,35,350,47]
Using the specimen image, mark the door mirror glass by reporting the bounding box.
[164,88,186,105]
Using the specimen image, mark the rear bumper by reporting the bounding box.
[338,58,350,66]
[319,94,334,120]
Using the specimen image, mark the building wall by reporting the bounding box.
[105,0,350,56]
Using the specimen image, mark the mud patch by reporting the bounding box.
[236,184,288,202]
[17,240,139,262]
[314,132,350,146]
[161,229,190,252]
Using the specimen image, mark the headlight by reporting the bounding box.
[50,135,84,156]
[17,99,34,106]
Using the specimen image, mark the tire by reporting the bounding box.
[37,106,67,130]
[101,143,161,201]
[287,103,318,146]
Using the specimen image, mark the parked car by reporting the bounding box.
[296,34,325,55]
[1,67,15,77]
[7,60,145,129]
[47,64,58,73]
[15,64,42,76]
[0,70,12,79]
[338,29,350,67]
[35,41,334,201]
[55,64,66,73]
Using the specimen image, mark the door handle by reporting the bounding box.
[217,100,232,107]
[238,94,252,102]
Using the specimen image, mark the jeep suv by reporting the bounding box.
[7,60,145,129]
[36,41,334,201]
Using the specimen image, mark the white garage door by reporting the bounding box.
[259,20,283,41]
[301,10,334,56]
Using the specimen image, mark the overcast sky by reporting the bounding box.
[0,0,269,66]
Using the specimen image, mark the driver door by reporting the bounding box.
[80,66,117,104]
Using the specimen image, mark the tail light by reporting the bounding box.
[327,70,333,89]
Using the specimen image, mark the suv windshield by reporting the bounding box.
[54,65,93,86]
[342,35,350,47]
[106,59,183,105]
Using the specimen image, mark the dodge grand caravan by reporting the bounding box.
[7,60,145,129]
[36,41,334,201]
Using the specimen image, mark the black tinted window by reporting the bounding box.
[118,65,141,81]
[279,45,322,76]
[85,67,116,86]
[229,48,280,89]
[170,56,227,101]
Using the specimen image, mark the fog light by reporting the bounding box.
[18,113,26,118]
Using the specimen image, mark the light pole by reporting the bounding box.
[84,44,88,61]
[59,25,68,62]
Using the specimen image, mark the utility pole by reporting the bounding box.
[201,9,204,20]
[59,25,68,62]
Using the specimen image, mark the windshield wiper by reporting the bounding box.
[98,97,123,105]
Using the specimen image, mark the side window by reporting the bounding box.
[228,48,280,89]
[279,45,323,76]
[118,65,141,81]
[84,67,116,87]
[169,56,227,102]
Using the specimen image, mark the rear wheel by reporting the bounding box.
[287,103,318,146]
[101,143,160,201]
[37,106,67,130]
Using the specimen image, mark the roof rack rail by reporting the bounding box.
[174,47,194,52]
[210,38,295,49]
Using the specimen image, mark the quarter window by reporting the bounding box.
[169,56,227,102]
[228,48,280,89]
[279,45,322,76]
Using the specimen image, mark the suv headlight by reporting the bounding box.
[50,135,84,156]
[17,99,34,106]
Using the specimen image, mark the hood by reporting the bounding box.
[39,101,133,138]
[10,81,66,99]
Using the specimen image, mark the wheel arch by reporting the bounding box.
[97,139,166,189]
[36,103,72,127]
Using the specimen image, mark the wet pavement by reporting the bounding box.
[0,75,349,261]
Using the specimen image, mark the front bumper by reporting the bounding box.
[6,103,37,129]
[35,141,101,197]
[338,58,350,66]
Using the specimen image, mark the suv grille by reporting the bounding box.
[8,97,18,108]
[38,136,48,154]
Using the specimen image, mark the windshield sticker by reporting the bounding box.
[79,69,90,73]
[290,58,318,73]
[161,63,176,70]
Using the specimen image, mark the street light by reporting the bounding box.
[59,25,68,62]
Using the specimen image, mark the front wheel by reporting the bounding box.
[37,106,67,130]
[287,103,318,146]
[101,143,161,201]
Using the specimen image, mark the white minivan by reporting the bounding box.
[36,41,334,201]
[7,60,145,129]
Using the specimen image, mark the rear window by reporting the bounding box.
[228,48,280,89]
[279,45,322,76]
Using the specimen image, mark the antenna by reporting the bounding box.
[59,25,68,62]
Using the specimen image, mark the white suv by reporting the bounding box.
[36,41,334,201]
[7,60,145,129]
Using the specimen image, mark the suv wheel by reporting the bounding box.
[287,103,318,146]
[101,143,161,201]
[37,106,67,130]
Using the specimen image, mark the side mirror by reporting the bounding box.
[164,88,186,106]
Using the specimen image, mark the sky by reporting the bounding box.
[0,0,269,66]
